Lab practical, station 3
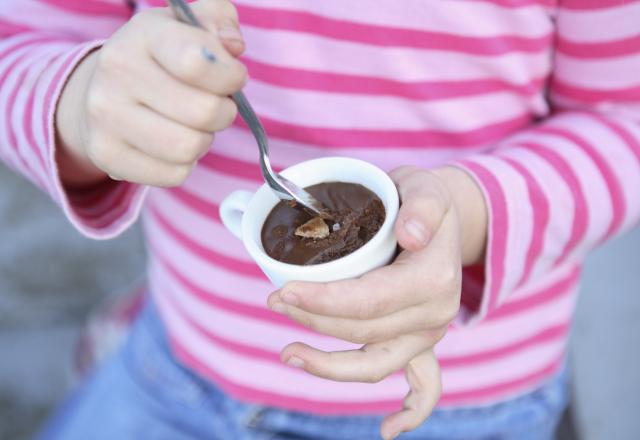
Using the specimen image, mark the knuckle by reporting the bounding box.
[364,368,388,384]
[444,297,461,323]
[87,140,112,171]
[85,89,109,120]
[435,264,460,291]
[226,62,248,92]
[175,132,209,163]
[348,327,371,344]
[97,45,128,76]
[191,97,221,129]
[164,165,192,187]
[217,99,238,129]
[357,296,385,320]
[176,46,207,82]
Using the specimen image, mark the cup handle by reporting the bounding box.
[219,190,253,239]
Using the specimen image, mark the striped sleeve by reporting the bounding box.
[452,0,640,323]
[0,0,147,238]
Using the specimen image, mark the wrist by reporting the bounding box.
[431,166,488,266]
[55,50,107,188]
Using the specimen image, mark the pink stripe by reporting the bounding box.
[561,0,638,10]
[237,5,552,55]
[516,141,588,267]
[458,161,508,312]
[0,18,33,37]
[584,112,640,166]
[42,47,85,197]
[170,336,400,414]
[147,204,263,278]
[440,323,568,368]
[71,182,131,220]
[234,113,531,148]
[39,0,132,16]
[68,180,121,207]
[557,34,640,59]
[164,288,282,363]
[552,79,640,103]
[151,249,310,333]
[243,57,545,101]
[161,253,572,370]
[4,56,49,191]
[472,0,556,7]
[488,265,581,320]
[167,186,222,223]
[69,184,137,229]
[199,152,266,183]
[22,56,55,183]
[439,355,564,405]
[172,334,564,412]
[501,156,550,287]
[538,126,626,242]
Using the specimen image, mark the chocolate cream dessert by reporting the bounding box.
[261,182,385,265]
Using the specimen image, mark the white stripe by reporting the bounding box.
[439,285,575,358]
[555,52,640,90]
[459,154,533,303]
[235,0,552,38]
[558,3,640,43]
[211,126,492,172]
[148,188,252,261]
[570,113,640,233]
[246,79,536,131]
[150,259,356,353]
[535,130,613,261]
[0,0,124,40]
[242,26,552,83]
[497,146,575,283]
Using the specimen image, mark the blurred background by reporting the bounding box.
[0,161,639,440]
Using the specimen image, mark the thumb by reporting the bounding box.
[191,0,245,57]
[389,166,451,252]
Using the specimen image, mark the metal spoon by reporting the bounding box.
[166,0,329,218]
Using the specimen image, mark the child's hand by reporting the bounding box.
[56,0,247,187]
[267,166,487,439]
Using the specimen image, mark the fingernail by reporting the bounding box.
[286,356,304,368]
[201,47,216,62]
[270,302,286,314]
[280,291,298,306]
[218,24,243,42]
[404,219,429,245]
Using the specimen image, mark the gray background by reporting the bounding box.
[0,161,639,439]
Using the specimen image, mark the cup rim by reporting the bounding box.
[241,157,399,274]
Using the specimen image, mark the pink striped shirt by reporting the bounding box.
[2,0,640,413]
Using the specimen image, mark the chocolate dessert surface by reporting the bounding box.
[261,182,385,265]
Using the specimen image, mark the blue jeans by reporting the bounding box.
[39,302,568,440]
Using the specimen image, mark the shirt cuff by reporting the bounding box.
[46,40,147,239]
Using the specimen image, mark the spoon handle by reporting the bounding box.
[166,0,271,163]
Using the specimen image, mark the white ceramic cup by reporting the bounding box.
[219,157,399,287]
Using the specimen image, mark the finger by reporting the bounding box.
[190,0,245,56]
[109,104,214,164]
[87,132,193,187]
[280,334,428,383]
[129,57,238,132]
[147,13,247,95]
[389,166,452,252]
[267,295,449,344]
[276,258,427,320]
[380,351,441,440]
